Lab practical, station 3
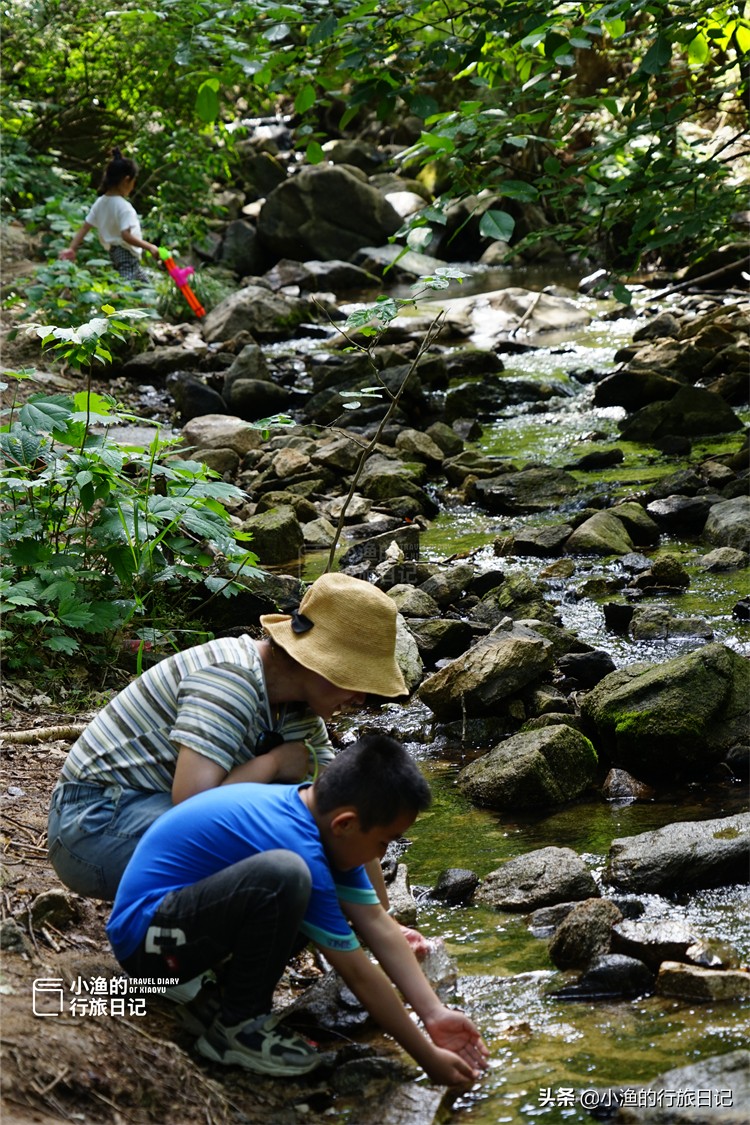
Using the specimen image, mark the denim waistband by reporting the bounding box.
[50,780,119,807]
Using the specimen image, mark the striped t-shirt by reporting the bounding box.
[60,636,335,792]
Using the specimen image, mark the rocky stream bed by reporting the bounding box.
[1,182,749,1125]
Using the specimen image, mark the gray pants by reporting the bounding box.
[120,851,312,1022]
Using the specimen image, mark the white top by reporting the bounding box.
[85,194,142,257]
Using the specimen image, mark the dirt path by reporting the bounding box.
[0,688,418,1125]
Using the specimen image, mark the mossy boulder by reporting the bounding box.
[418,623,554,720]
[456,724,598,810]
[239,504,304,566]
[580,642,750,776]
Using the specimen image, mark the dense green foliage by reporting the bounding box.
[2,0,748,271]
[0,313,261,672]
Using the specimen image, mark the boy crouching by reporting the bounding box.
[107,734,488,1083]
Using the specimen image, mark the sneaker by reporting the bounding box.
[175,981,222,1036]
[196,1012,321,1076]
[163,970,217,1006]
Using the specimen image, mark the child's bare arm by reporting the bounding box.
[121,226,159,258]
[324,941,480,1085]
[60,222,93,259]
[325,904,488,1084]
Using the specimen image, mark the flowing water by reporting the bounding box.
[318,284,749,1122]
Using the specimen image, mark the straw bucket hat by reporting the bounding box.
[260,573,407,698]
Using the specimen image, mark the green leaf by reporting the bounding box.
[497,180,538,202]
[640,35,673,75]
[409,93,440,119]
[613,283,633,306]
[306,141,326,164]
[407,227,434,251]
[479,210,516,242]
[736,24,750,54]
[687,33,709,65]
[18,400,71,432]
[43,634,80,654]
[419,132,455,153]
[264,23,290,42]
[295,84,316,114]
[195,78,221,123]
[57,598,95,628]
[308,12,337,46]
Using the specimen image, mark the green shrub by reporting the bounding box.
[0,313,261,674]
[154,266,236,322]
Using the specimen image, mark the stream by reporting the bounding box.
[107,272,748,1121]
[305,278,749,1124]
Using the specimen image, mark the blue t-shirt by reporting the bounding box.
[107,783,379,961]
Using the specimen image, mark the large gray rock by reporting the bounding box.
[434,287,592,345]
[593,368,685,409]
[405,618,474,665]
[619,384,743,440]
[474,846,598,911]
[226,379,293,421]
[223,343,271,386]
[565,510,635,556]
[611,917,704,969]
[394,613,423,695]
[548,898,623,969]
[474,467,579,514]
[219,218,266,276]
[262,258,378,293]
[612,1049,750,1124]
[202,285,310,342]
[552,954,654,1000]
[703,496,750,552]
[181,414,264,455]
[418,622,554,720]
[257,165,402,261]
[123,344,207,379]
[456,724,598,810]
[239,504,304,566]
[579,643,750,775]
[605,813,750,894]
[656,962,750,1002]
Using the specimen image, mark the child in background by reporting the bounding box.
[107,734,489,1083]
[60,148,158,282]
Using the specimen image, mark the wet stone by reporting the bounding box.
[551,953,654,1000]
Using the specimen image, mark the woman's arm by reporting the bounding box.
[171,742,311,803]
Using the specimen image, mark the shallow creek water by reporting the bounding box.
[314,285,749,1123]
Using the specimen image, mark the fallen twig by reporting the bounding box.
[2,724,86,744]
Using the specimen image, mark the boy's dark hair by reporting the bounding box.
[315,734,431,830]
[99,148,138,194]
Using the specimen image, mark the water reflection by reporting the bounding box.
[398,755,750,1125]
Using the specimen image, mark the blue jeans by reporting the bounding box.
[120,851,312,1022]
[47,782,173,901]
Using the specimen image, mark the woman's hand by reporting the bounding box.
[59,248,77,261]
[265,741,311,782]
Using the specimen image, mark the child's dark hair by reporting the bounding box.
[98,148,138,194]
[315,734,431,830]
